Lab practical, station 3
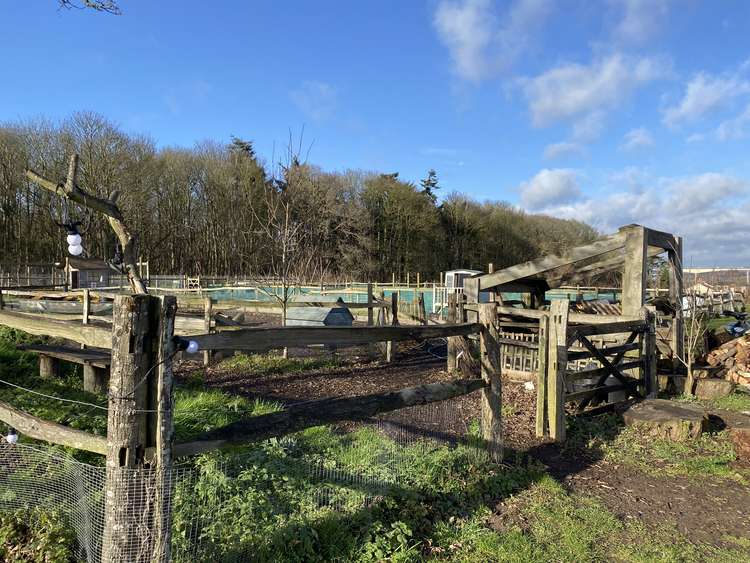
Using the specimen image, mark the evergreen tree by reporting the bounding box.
[420,169,440,202]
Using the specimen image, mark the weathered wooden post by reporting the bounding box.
[535,313,549,438]
[367,282,376,358]
[203,296,213,367]
[101,294,176,563]
[447,293,457,373]
[479,303,502,461]
[82,289,90,325]
[417,293,427,325]
[642,308,657,398]
[547,299,569,442]
[386,292,398,363]
[668,236,684,366]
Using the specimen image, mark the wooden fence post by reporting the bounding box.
[367,282,375,358]
[642,308,657,398]
[548,300,569,442]
[535,313,549,438]
[417,293,427,325]
[447,293,457,373]
[479,303,502,461]
[203,296,213,367]
[101,294,176,563]
[386,292,398,363]
[82,289,90,325]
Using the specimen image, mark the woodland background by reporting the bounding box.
[0,112,598,280]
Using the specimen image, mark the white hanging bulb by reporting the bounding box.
[6,429,18,444]
[186,340,199,354]
[66,233,82,246]
[68,244,83,256]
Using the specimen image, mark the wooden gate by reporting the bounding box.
[537,299,657,441]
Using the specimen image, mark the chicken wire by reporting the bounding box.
[0,398,488,562]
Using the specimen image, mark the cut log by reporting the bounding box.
[694,379,736,401]
[622,399,708,441]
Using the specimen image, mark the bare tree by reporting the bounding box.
[58,0,121,14]
[678,289,709,395]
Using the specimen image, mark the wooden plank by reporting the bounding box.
[566,360,643,382]
[497,337,539,349]
[567,342,640,360]
[17,344,111,368]
[0,398,106,454]
[496,306,640,325]
[548,300,569,442]
[569,320,647,341]
[477,232,627,291]
[174,378,488,457]
[645,227,679,250]
[575,334,642,397]
[535,314,549,438]
[190,322,480,352]
[479,303,502,462]
[0,310,111,348]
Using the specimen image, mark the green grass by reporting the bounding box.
[436,477,750,562]
[565,413,749,483]
[218,352,341,376]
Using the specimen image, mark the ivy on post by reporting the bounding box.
[101,294,176,563]
[479,303,502,462]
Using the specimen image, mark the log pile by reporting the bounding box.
[706,335,750,386]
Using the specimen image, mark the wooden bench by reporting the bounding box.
[17,344,111,394]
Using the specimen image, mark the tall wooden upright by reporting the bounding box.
[548,300,569,442]
[479,303,502,461]
[102,294,176,563]
[622,226,648,317]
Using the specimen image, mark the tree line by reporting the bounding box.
[0,112,598,281]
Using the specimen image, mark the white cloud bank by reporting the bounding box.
[519,168,581,209]
[663,68,750,126]
[620,127,654,151]
[518,170,750,265]
[610,0,671,45]
[433,0,552,82]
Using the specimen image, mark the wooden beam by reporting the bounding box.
[0,399,106,454]
[548,300,569,442]
[496,306,640,325]
[173,378,487,457]
[622,225,647,316]
[0,310,111,348]
[535,314,549,438]
[568,320,647,341]
[190,322,480,352]
[476,232,627,291]
[645,227,679,250]
[479,303,502,461]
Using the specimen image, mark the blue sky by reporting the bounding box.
[3,1,750,265]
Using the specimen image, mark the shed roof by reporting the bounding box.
[285,306,354,324]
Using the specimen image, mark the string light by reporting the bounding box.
[5,428,18,444]
[64,223,84,256]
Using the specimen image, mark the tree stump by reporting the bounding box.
[694,379,736,401]
[622,399,708,441]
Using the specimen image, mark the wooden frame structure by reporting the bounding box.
[0,294,502,561]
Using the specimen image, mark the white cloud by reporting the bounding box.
[620,127,654,151]
[290,81,337,121]
[519,168,581,209]
[433,0,552,82]
[715,102,750,141]
[610,0,670,44]
[521,54,668,127]
[524,172,750,265]
[662,70,750,126]
[686,133,705,143]
[543,142,585,160]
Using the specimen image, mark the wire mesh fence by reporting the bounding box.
[0,397,488,562]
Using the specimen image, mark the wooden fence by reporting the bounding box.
[0,293,498,562]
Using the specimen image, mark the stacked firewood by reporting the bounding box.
[706,335,750,386]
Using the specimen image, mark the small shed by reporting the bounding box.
[444,269,483,289]
[285,306,354,327]
[65,257,112,289]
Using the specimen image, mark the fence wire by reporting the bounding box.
[0,398,488,562]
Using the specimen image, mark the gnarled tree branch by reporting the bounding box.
[25,153,147,294]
